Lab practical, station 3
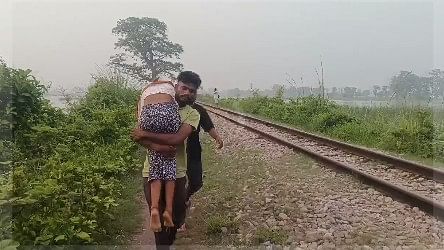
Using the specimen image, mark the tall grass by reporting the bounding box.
[203,95,443,165]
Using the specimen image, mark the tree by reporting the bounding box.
[0,61,48,140]
[381,86,390,97]
[272,84,285,99]
[389,71,425,99]
[342,86,357,99]
[373,85,381,98]
[362,89,371,98]
[428,69,444,99]
[110,17,183,82]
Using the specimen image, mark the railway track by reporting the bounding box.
[200,102,444,221]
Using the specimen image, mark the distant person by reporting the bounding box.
[213,88,219,105]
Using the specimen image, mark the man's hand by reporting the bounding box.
[137,139,176,158]
[214,137,224,149]
[151,143,176,158]
[208,128,223,149]
[131,127,145,142]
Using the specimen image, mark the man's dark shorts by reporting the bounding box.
[186,158,203,200]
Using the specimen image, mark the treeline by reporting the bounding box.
[215,69,444,101]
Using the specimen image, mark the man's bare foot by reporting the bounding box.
[150,208,161,232]
[162,211,174,227]
[185,200,191,210]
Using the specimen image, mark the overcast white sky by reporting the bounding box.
[0,0,443,91]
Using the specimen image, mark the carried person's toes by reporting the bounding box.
[150,208,162,232]
[162,211,175,227]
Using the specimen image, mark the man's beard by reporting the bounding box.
[187,98,196,105]
[176,95,189,105]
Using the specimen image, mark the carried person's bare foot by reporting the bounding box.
[162,211,175,227]
[150,208,162,232]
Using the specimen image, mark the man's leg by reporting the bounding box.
[172,177,187,227]
[186,158,203,201]
[143,177,187,249]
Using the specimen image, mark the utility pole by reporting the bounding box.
[321,59,325,99]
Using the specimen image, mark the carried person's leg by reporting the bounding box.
[143,177,187,249]
[150,180,162,232]
[148,157,164,232]
[144,178,173,249]
[163,180,175,227]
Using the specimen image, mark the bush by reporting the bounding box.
[312,110,356,132]
[218,95,443,162]
[0,63,143,245]
[379,110,434,158]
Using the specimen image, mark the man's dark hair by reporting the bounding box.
[177,71,201,89]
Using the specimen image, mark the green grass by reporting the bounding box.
[205,215,239,236]
[202,95,444,167]
[254,228,288,245]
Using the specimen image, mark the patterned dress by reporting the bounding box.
[138,82,180,181]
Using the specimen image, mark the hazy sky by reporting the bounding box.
[1,0,443,91]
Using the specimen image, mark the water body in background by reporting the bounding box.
[282,98,444,108]
[44,94,83,109]
[44,95,66,108]
[332,99,444,108]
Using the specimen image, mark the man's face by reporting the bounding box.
[175,81,197,105]
[188,92,197,104]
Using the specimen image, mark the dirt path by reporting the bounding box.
[130,191,156,249]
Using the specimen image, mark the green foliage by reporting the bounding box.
[0,239,20,250]
[0,63,143,245]
[205,215,238,236]
[313,110,356,132]
[254,228,288,245]
[390,69,444,100]
[219,95,443,162]
[110,17,183,81]
[379,110,434,158]
[273,84,285,99]
[0,61,63,144]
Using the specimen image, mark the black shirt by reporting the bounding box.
[186,103,214,160]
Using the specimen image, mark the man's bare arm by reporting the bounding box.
[137,139,176,158]
[131,123,194,146]
[208,128,223,149]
